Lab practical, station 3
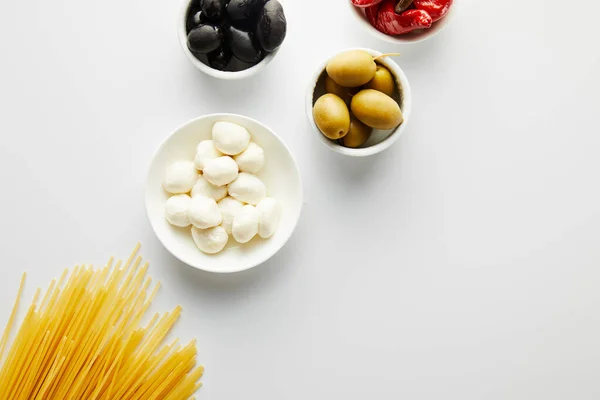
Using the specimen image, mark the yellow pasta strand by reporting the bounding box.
[0,245,204,399]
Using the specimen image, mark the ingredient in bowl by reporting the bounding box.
[313,93,351,140]
[162,120,281,254]
[326,50,377,87]
[187,24,222,54]
[413,0,452,21]
[234,142,265,173]
[324,75,361,105]
[212,121,251,155]
[256,0,287,52]
[351,89,404,130]
[376,3,432,35]
[194,139,223,170]
[163,160,198,194]
[232,204,259,243]
[350,0,384,7]
[225,26,264,64]
[313,50,405,149]
[207,46,233,70]
[203,156,239,186]
[218,196,245,234]
[187,9,208,32]
[0,245,204,399]
[185,0,287,72]
[365,65,395,97]
[189,195,223,229]
[191,175,228,201]
[356,0,451,37]
[203,0,226,21]
[192,225,229,254]
[227,0,261,27]
[256,197,281,239]
[341,116,372,148]
[165,193,193,227]
[228,172,267,205]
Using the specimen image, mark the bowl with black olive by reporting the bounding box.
[179,0,287,79]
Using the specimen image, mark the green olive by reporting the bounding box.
[324,75,350,102]
[313,94,351,140]
[351,89,403,130]
[365,65,395,97]
[341,116,372,148]
[326,50,377,88]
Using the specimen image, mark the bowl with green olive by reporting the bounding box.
[306,48,411,157]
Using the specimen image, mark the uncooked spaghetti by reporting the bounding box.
[0,244,203,399]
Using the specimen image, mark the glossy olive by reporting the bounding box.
[202,0,227,22]
[324,75,358,104]
[340,116,372,148]
[207,46,233,70]
[365,65,395,97]
[313,94,351,140]
[256,0,286,52]
[227,0,262,28]
[326,50,377,88]
[186,9,208,32]
[187,24,222,54]
[225,25,263,63]
[351,89,403,130]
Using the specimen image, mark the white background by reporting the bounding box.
[1,0,600,398]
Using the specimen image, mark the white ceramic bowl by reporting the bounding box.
[177,0,281,80]
[348,1,456,44]
[145,114,303,273]
[306,48,412,157]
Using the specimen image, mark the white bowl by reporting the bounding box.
[145,114,303,273]
[348,1,456,44]
[306,48,412,157]
[177,0,281,80]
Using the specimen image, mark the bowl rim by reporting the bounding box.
[347,0,456,44]
[177,0,280,80]
[145,113,304,274]
[305,48,412,157]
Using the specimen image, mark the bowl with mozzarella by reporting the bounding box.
[145,114,303,273]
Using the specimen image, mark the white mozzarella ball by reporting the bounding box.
[163,161,197,194]
[256,198,281,239]
[234,142,265,173]
[212,121,251,156]
[227,172,266,205]
[232,205,259,244]
[191,226,228,254]
[191,176,227,201]
[203,156,239,187]
[164,194,192,227]
[217,197,244,235]
[188,195,222,229]
[194,140,223,170]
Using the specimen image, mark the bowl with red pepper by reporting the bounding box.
[349,0,455,44]
[179,0,287,79]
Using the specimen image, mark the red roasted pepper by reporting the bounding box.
[413,0,453,22]
[375,0,432,35]
[351,0,384,8]
[365,3,381,27]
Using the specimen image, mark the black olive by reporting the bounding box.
[226,0,264,28]
[225,25,263,64]
[187,24,223,54]
[255,0,286,52]
[207,46,233,70]
[186,9,209,32]
[202,0,227,22]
